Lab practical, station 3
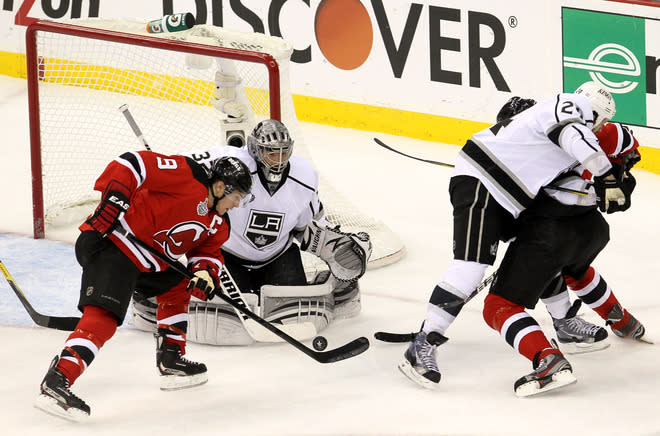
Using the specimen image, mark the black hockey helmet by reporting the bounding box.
[208,156,253,199]
[496,96,537,122]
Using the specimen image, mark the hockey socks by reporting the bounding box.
[57,305,117,385]
[483,294,554,361]
[565,267,620,321]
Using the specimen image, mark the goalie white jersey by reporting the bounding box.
[453,93,612,218]
[184,145,324,267]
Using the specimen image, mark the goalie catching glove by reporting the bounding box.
[300,220,372,282]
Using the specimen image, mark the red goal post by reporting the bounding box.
[26,19,281,238]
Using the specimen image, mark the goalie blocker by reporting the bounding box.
[131,271,362,345]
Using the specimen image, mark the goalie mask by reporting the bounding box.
[208,156,254,209]
[247,119,294,183]
[575,81,616,132]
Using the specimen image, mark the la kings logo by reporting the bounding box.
[245,210,284,249]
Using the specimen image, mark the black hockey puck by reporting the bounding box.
[312,336,328,351]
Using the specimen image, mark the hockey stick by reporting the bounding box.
[119,104,152,151]
[374,270,498,343]
[373,138,590,197]
[0,260,80,331]
[374,137,455,168]
[118,104,316,343]
[120,230,369,363]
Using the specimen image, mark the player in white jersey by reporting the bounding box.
[131,120,372,345]
[398,81,627,390]
[480,90,650,397]
[495,96,647,356]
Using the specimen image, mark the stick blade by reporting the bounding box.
[46,316,80,331]
[374,331,415,343]
[314,336,369,363]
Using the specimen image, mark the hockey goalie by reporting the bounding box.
[130,119,372,345]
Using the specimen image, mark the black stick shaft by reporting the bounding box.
[373,138,590,197]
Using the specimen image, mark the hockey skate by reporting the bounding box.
[552,300,609,354]
[34,356,90,422]
[155,333,208,391]
[398,331,448,389]
[514,351,577,397]
[607,304,653,344]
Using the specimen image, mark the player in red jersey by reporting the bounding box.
[34,151,253,421]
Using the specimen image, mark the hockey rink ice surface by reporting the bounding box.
[1,75,659,436]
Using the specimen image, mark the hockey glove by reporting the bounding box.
[621,149,641,172]
[86,180,131,237]
[187,270,216,300]
[593,171,626,214]
[610,170,636,213]
[187,261,220,300]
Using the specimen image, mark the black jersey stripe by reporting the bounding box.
[565,125,599,152]
[461,140,534,211]
[185,156,211,186]
[619,124,635,154]
[119,151,145,185]
[288,175,316,192]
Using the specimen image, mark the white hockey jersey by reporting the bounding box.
[453,93,612,217]
[183,146,324,267]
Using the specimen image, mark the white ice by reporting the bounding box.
[1,75,659,436]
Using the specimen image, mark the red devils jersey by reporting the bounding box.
[80,151,228,279]
[596,122,640,162]
[580,122,641,179]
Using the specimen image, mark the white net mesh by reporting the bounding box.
[30,18,405,271]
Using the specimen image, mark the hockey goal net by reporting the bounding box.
[26,18,405,273]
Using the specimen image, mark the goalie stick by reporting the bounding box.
[120,230,369,363]
[119,103,317,343]
[374,270,498,343]
[0,260,80,331]
[373,138,590,198]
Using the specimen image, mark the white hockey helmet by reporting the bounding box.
[574,81,616,131]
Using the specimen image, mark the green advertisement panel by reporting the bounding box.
[562,8,646,125]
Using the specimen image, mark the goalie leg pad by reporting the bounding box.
[331,278,361,320]
[261,282,334,333]
[187,294,259,346]
[130,292,158,333]
[300,220,372,282]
